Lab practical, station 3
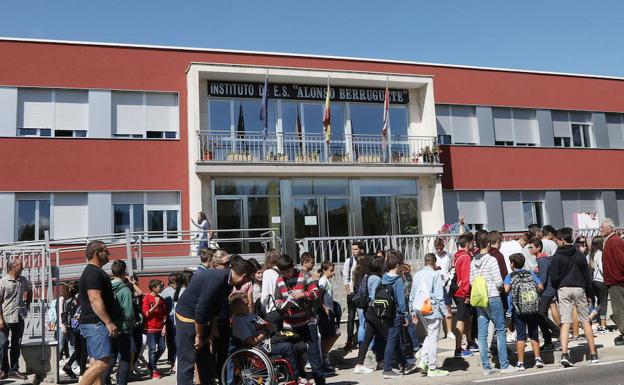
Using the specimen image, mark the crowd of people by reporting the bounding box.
[56,217,624,385]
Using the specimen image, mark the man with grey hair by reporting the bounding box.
[0,258,32,380]
[600,218,624,346]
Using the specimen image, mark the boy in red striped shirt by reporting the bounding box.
[275,254,325,385]
[142,280,167,379]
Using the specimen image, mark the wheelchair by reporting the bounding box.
[221,346,297,385]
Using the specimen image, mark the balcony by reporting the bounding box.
[198,130,440,166]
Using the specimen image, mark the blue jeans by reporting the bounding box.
[406,321,421,352]
[146,332,165,373]
[293,323,325,385]
[357,309,366,344]
[383,317,407,372]
[476,296,509,369]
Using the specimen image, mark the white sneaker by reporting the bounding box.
[506,331,517,343]
[500,366,518,374]
[354,365,374,374]
[304,362,312,371]
[447,332,456,340]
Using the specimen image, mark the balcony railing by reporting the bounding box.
[198,130,440,164]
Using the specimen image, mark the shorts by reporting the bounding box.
[512,313,539,342]
[79,322,113,360]
[443,288,453,306]
[317,310,337,338]
[453,296,473,321]
[558,287,590,324]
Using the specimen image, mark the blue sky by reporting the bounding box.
[2,0,623,76]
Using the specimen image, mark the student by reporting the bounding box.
[353,257,385,374]
[261,250,281,321]
[343,242,364,352]
[301,252,317,280]
[434,238,454,340]
[274,254,325,385]
[105,261,134,385]
[551,227,599,366]
[317,261,339,370]
[504,253,545,370]
[141,280,167,379]
[470,234,515,375]
[410,253,449,377]
[230,294,311,385]
[452,233,476,357]
[378,250,418,379]
[541,225,559,257]
[500,233,530,273]
[529,238,559,351]
[589,236,608,333]
[160,273,178,370]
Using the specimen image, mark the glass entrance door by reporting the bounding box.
[216,197,244,254]
[325,198,349,237]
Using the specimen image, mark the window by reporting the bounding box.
[572,124,591,147]
[350,103,384,136]
[113,204,144,234]
[554,137,571,147]
[437,134,451,145]
[16,199,50,241]
[113,91,179,138]
[435,105,478,145]
[493,108,538,147]
[389,106,408,137]
[52,193,88,239]
[361,196,392,235]
[523,202,544,227]
[147,210,179,238]
[18,88,89,137]
[606,113,624,148]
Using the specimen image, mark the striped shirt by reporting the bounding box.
[470,253,503,298]
[275,269,320,328]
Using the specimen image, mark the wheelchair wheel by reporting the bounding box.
[222,347,276,385]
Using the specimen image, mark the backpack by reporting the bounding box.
[372,283,395,320]
[411,278,433,316]
[352,275,370,309]
[510,270,539,315]
[470,257,490,308]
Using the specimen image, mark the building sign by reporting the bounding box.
[208,81,409,104]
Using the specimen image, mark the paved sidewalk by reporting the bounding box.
[60,326,624,385]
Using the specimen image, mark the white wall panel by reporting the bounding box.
[52,193,88,239]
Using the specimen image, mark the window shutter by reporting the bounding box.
[452,105,477,143]
[513,109,538,144]
[578,191,604,219]
[552,111,570,137]
[112,91,145,135]
[54,90,88,131]
[52,193,88,239]
[435,105,451,136]
[457,191,485,225]
[501,191,523,231]
[606,114,624,148]
[18,89,54,129]
[493,108,514,141]
[560,191,579,228]
[146,192,179,206]
[145,93,178,132]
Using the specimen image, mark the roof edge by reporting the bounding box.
[1,36,624,82]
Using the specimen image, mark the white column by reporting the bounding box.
[187,68,203,231]
[418,176,445,234]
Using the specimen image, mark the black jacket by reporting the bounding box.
[175,268,231,324]
[550,244,591,294]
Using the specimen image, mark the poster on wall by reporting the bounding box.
[574,212,599,229]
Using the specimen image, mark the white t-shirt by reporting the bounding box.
[318,276,334,309]
[261,268,280,313]
[500,240,523,273]
[541,238,558,257]
[342,256,358,291]
[593,250,604,282]
[436,252,452,281]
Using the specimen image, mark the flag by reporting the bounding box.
[322,78,331,144]
[237,103,245,138]
[295,104,303,151]
[260,74,269,139]
[382,83,389,140]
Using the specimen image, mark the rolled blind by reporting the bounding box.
[493,108,513,141]
[113,91,145,135]
[457,191,485,225]
[18,89,54,129]
[452,105,477,143]
[513,109,537,144]
[55,90,88,131]
[435,105,451,135]
[146,93,178,132]
[561,191,579,228]
[52,193,88,239]
[552,111,570,137]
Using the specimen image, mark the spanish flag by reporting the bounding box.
[322,78,331,144]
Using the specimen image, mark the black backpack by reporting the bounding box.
[372,283,395,320]
[352,275,370,309]
[510,270,540,315]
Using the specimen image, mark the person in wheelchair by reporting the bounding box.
[230,294,312,385]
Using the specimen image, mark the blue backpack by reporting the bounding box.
[352,275,370,309]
